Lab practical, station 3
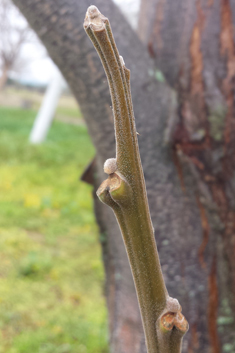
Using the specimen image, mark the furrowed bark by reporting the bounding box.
[84,6,188,353]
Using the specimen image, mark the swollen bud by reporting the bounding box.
[104,158,117,174]
[86,5,100,19]
[166,297,181,313]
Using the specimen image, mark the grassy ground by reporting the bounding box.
[0,106,108,353]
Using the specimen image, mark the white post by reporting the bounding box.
[29,70,64,144]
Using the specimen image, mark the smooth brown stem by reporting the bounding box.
[84,6,188,353]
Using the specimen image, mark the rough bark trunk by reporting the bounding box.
[139,0,235,352]
[12,0,235,352]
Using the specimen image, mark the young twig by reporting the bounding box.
[84,6,188,353]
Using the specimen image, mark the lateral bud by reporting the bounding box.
[104,158,117,174]
[166,296,181,313]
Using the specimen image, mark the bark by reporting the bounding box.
[139,0,235,352]
[12,0,235,352]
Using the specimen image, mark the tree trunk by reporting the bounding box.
[12,0,235,352]
[138,0,235,351]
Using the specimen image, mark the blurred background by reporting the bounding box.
[0,1,139,352]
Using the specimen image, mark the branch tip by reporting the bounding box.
[84,5,106,31]
[86,5,100,19]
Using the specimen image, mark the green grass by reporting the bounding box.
[0,107,108,353]
[55,106,82,119]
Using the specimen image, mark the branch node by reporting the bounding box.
[97,173,131,206]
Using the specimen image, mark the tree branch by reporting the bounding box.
[84,6,188,353]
